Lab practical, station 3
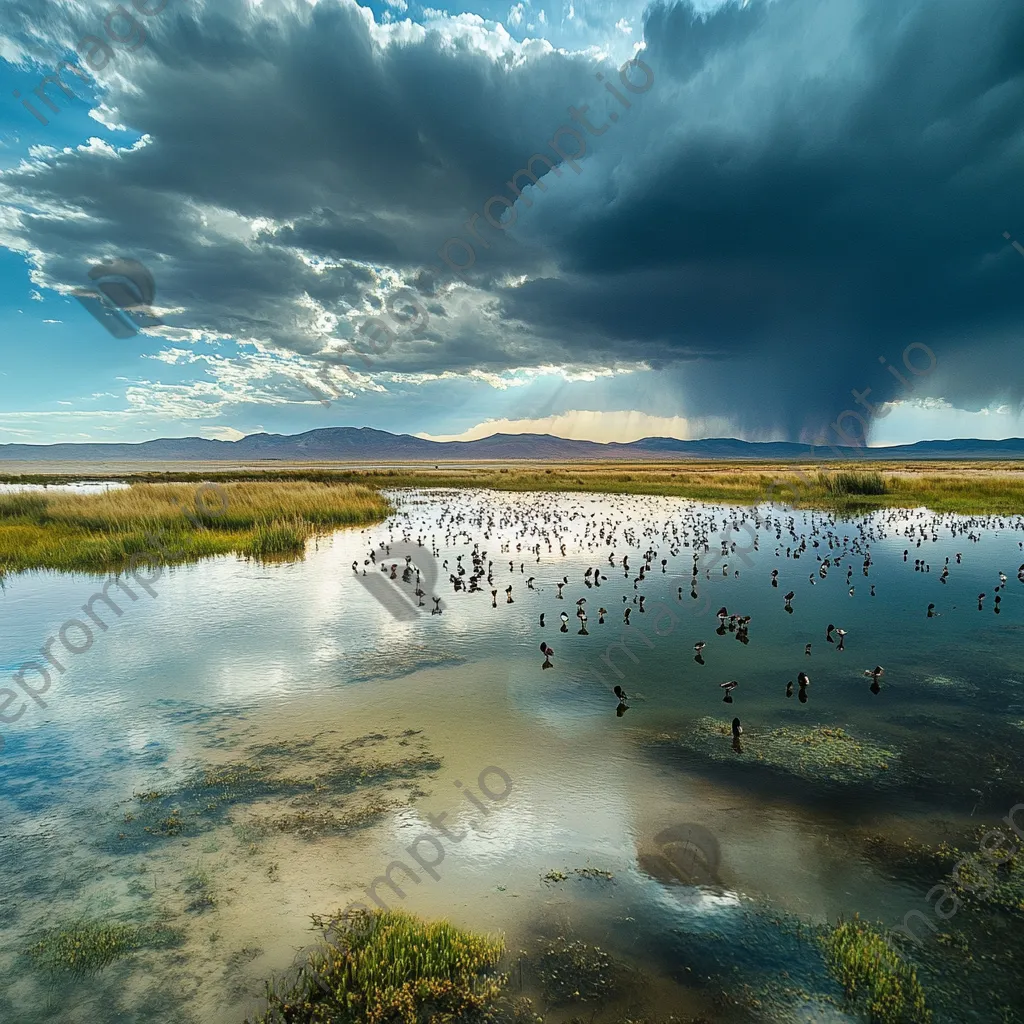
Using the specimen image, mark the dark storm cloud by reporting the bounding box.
[1,0,1023,439]
[501,0,1024,438]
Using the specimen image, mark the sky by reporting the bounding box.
[0,0,1023,448]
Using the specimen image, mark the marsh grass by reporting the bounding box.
[0,480,390,574]
[821,915,931,1023]
[249,910,505,1024]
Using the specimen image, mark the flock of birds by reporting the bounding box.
[352,492,1023,735]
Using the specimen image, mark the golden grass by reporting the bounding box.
[0,481,391,575]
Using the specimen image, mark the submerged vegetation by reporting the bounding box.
[861,830,1024,916]
[24,917,184,977]
[647,718,899,787]
[532,937,623,1006]
[105,731,441,853]
[0,480,390,574]
[249,910,506,1024]
[821,915,931,1023]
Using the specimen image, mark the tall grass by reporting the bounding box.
[0,481,391,575]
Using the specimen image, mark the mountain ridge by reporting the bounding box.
[2,427,1023,462]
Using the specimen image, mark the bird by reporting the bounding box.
[720,680,738,703]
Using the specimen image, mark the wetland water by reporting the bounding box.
[1,488,1022,1023]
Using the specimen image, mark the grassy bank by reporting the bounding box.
[0,481,390,575]
[16,461,1009,514]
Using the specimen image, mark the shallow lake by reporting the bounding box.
[1,488,1022,1023]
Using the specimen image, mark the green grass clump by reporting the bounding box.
[249,910,505,1023]
[821,915,931,1023]
[25,918,183,976]
[818,471,889,496]
[247,517,309,558]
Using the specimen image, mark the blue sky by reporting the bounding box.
[1,0,1023,447]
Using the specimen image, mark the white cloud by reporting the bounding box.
[508,3,526,28]
[615,18,632,34]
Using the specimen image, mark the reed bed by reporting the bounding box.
[0,481,390,575]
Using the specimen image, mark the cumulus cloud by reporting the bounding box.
[0,0,1022,442]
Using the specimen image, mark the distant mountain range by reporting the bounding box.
[2,427,1023,463]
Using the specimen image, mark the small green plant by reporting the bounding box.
[821,914,931,1022]
[249,910,505,1023]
